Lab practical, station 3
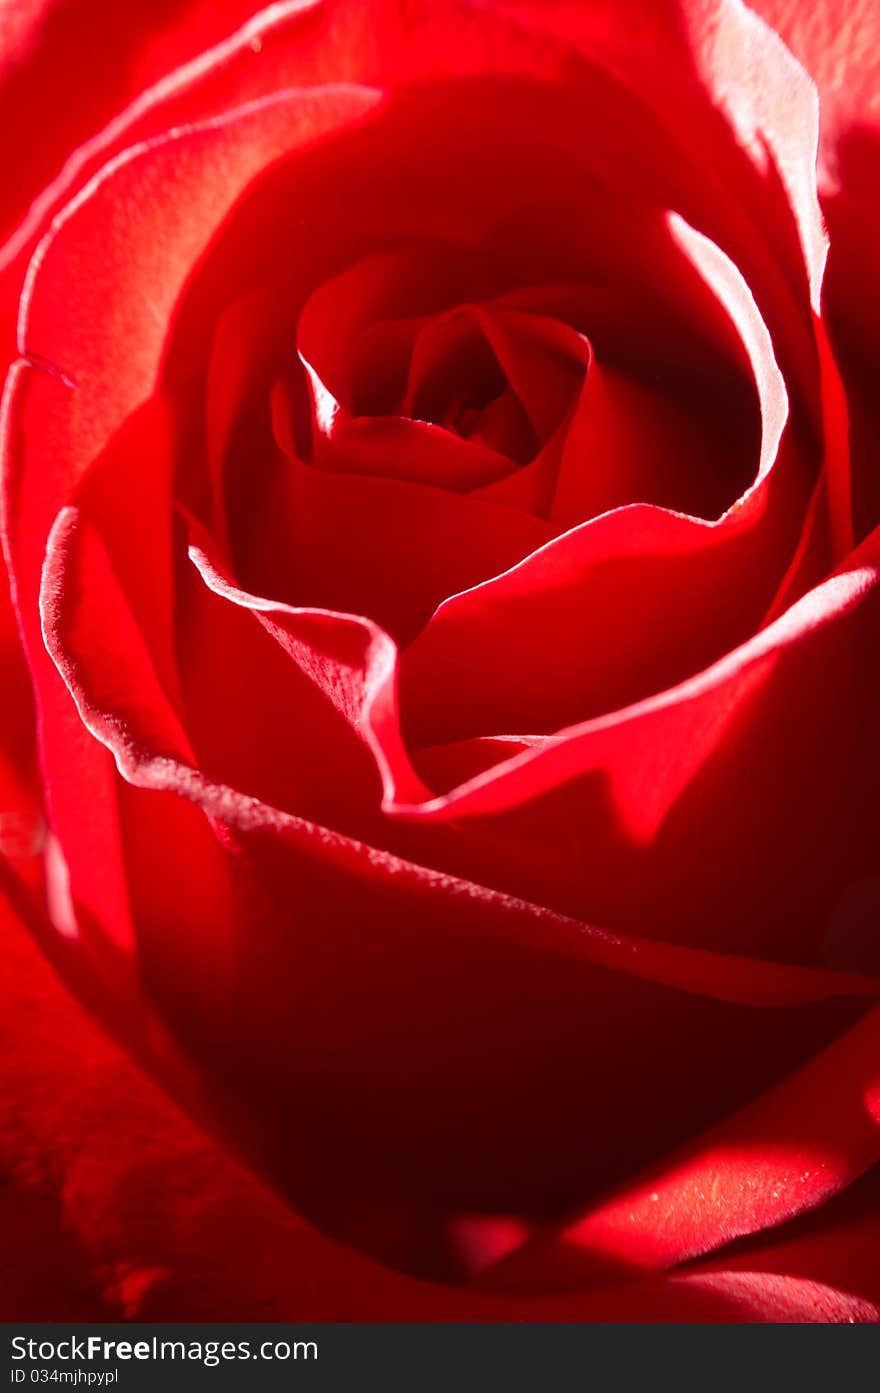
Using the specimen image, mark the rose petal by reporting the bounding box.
[478,1005,880,1291]
[390,522,880,971]
[393,527,879,829]
[37,501,875,1231]
[0,0,263,255]
[399,213,798,750]
[42,492,880,1010]
[2,86,380,944]
[186,515,427,808]
[0,863,523,1318]
[3,865,877,1319]
[246,419,554,641]
[748,0,880,137]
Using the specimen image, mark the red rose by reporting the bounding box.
[1,0,879,1322]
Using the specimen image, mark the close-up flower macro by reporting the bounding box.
[1,0,879,1326]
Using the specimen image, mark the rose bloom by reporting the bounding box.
[0,0,878,1323]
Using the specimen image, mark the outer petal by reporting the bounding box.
[36,499,877,1243]
[747,0,880,134]
[0,0,266,249]
[2,86,381,952]
[0,570,39,877]
[0,864,514,1320]
[479,1006,880,1290]
[747,0,880,542]
[42,502,880,1011]
[2,868,877,1321]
